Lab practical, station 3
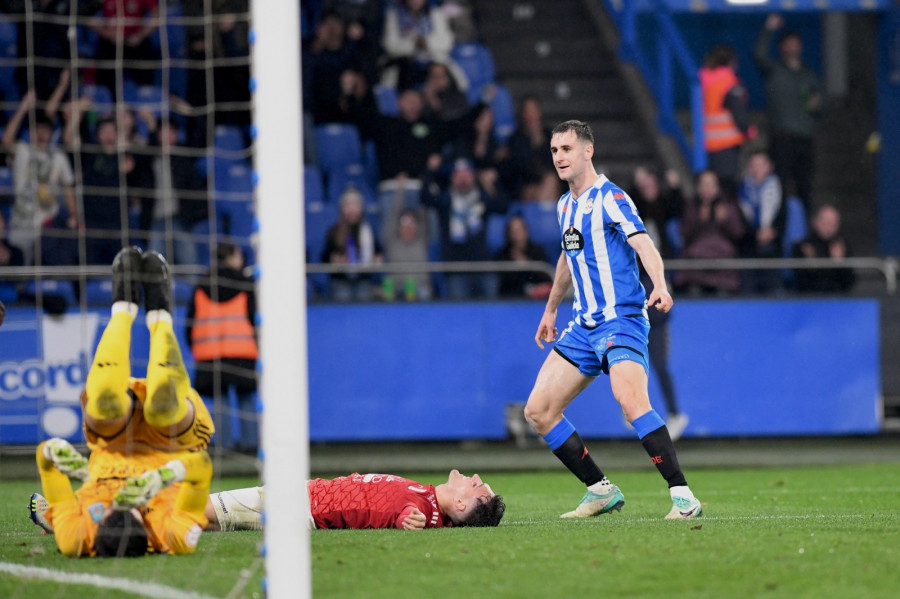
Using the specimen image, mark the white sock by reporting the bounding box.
[112,301,138,318]
[210,487,264,531]
[588,477,614,494]
[669,485,695,500]
[146,309,173,328]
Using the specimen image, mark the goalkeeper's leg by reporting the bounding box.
[84,247,142,427]
[207,487,265,531]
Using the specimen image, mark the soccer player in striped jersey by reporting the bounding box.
[523,121,702,519]
[32,247,216,556]
[205,470,505,531]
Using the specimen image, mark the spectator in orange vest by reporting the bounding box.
[700,44,755,197]
[186,244,259,453]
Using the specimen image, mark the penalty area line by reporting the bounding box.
[0,562,218,599]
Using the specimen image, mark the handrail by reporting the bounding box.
[3,257,896,294]
[601,0,707,172]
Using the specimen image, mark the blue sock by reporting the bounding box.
[543,418,576,450]
[632,410,665,440]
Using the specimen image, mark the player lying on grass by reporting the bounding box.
[35,470,505,534]
[206,471,505,531]
[32,247,215,557]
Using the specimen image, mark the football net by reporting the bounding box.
[0,1,306,595]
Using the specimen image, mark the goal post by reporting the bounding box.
[251,0,310,596]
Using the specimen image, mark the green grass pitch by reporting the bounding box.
[1,464,898,598]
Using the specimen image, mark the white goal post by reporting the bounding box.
[252,0,310,596]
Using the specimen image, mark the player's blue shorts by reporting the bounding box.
[554,313,650,377]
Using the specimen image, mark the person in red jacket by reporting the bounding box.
[700,44,755,196]
[205,470,505,531]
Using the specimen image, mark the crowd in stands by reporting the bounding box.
[0,1,858,308]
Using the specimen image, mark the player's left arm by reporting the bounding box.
[628,233,673,313]
[396,505,427,530]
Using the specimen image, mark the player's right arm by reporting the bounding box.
[35,441,91,557]
[535,253,571,349]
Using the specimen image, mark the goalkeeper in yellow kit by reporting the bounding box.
[34,247,215,557]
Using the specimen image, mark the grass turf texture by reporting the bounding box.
[1,464,898,598]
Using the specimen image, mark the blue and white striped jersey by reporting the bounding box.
[557,175,648,327]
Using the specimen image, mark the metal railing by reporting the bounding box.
[601,0,706,172]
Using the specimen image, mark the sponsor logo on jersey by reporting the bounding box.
[564,226,584,253]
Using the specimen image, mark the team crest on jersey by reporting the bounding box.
[563,226,584,254]
[583,197,594,212]
[88,502,106,524]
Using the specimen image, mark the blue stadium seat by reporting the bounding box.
[486,83,516,142]
[519,201,561,262]
[305,200,340,297]
[374,84,399,117]
[0,281,17,303]
[22,280,77,306]
[84,279,113,305]
[782,196,808,257]
[0,13,17,100]
[213,160,253,240]
[486,213,509,256]
[80,84,115,115]
[125,84,167,116]
[665,217,683,257]
[0,164,13,197]
[326,164,376,205]
[304,165,325,207]
[214,125,246,152]
[315,123,363,177]
[450,42,496,103]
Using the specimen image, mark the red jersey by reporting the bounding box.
[103,0,159,37]
[308,473,450,529]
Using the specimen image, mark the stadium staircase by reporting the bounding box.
[469,0,671,184]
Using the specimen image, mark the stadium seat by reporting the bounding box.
[125,84,167,116]
[0,281,17,304]
[80,84,115,115]
[519,201,561,261]
[304,165,325,207]
[450,42,496,103]
[374,84,399,117]
[326,164,376,205]
[485,83,516,142]
[214,125,246,153]
[22,279,77,306]
[781,196,808,287]
[486,213,509,256]
[213,160,254,239]
[0,14,17,100]
[315,123,363,177]
[84,279,114,305]
[665,217,683,257]
[305,200,340,297]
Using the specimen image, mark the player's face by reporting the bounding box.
[447,469,495,505]
[550,130,592,184]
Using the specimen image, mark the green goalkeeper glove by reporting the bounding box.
[113,460,186,510]
[43,438,89,481]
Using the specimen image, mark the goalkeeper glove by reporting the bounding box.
[113,460,186,510]
[43,438,89,481]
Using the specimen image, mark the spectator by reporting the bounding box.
[1,90,78,266]
[501,95,555,200]
[421,156,507,299]
[148,117,207,268]
[10,0,73,102]
[699,44,754,195]
[116,104,156,235]
[91,0,161,92]
[381,0,464,91]
[323,0,386,43]
[184,0,251,146]
[373,89,444,211]
[674,170,745,296]
[738,151,785,293]
[754,14,821,209]
[442,100,508,200]
[322,186,383,302]
[792,204,855,293]
[381,176,432,301]
[629,167,684,259]
[77,116,135,265]
[421,61,469,123]
[302,12,371,128]
[495,214,552,299]
[187,243,259,453]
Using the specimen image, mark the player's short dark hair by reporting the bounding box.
[95,509,149,557]
[455,494,506,528]
[704,44,737,69]
[552,120,594,145]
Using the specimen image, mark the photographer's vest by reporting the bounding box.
[700,67,746,152]
[191,289,259,361]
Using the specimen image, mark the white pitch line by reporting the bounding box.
[0,562,219,599]
[501,513,895,526]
